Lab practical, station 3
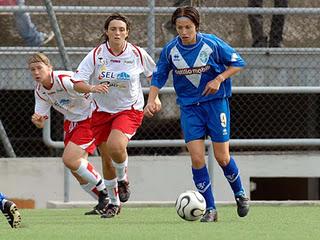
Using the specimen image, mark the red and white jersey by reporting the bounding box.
[34,70,93,122]
[72,41,155,113]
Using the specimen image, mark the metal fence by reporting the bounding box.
[1,1,320,157]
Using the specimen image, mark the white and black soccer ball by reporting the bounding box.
[175,190,206,221]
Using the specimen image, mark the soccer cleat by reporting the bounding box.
[200,209,218,222]
[100,204,121,218]
[85,192,109,215]
[118,180,130,202]
[235,195,250,217]
[1,200,21,228]
[84,207,100,215]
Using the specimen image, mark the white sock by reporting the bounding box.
[112,158,128,181]
[104,178,120,206]
[81,183,99,200]
[75,159,105,191]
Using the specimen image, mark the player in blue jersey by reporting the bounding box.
[144,6,249,222]
[0,192,21,228]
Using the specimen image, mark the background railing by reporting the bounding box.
[1,1,320,157]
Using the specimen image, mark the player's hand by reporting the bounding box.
[90,83,109,93]
[144,100,161,118]
[31,113,46,128]
[202,77,223,96]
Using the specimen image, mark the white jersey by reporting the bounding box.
[72,41,155,113]
[34,70,92,122]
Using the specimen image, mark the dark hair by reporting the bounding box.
[100,13,131,43]
[171,6,200,31]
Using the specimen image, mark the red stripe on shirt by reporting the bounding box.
[35,89,47,102]
[57,74,72,92]
[132,44,143,66]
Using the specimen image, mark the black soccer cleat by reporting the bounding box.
[101,204,121,218]
[235,195,250,217]
[85,192,109,215]
[118,180,130,203]
[200,209,218,222]
[1,200,21,228]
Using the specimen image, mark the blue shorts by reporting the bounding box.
[180,98,230,143]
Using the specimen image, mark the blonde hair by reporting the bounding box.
[28,52,51,67]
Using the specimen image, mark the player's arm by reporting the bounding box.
[73,81,109,94]
[144,85,161,118]
[202,66,242,96]
[33,90,50,128]
[31,113,46,128]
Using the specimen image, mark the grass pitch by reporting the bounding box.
[0,205,319,240]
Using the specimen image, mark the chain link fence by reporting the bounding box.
[1,1,320,157]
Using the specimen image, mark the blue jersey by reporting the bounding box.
[151,33,246,106]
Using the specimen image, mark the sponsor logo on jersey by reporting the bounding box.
[173,54,180,62]
[98,57,106,65]
[175,65,210,75]
[99,71,116,80]
[47,92,56,95]
[117,72,130,81]
[59,99,70,106]
[105,81,127,89]
[124,60,134,65]
[110,59,121,63]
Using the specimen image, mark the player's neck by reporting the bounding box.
[108,41,126,56]
[43,73,53,89]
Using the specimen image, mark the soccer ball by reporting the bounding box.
[175,190,206,221]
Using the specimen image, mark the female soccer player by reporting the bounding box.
[144,6,249,222]
[72,13,159,218]
[29,53,109,214]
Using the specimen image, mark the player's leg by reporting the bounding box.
[213,142,249,217]
[63,142,108,214]
[0,192,21,228]
[180,105,217,222]
[99,142,121,218]
[107,109,144,204]
[208,98,249,217]
[186,140,218,222]
[107,129,130,203]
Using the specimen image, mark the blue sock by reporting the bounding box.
[221,157,245,197]
[192,165,216,210]
[0,192,6,211]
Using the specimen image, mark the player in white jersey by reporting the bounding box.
[29,52,110,215]
[73,13,160,218]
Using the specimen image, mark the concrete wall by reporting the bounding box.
[1,153,320,208]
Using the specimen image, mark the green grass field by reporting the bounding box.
[1,206,319,240]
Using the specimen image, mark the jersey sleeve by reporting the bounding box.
[72,49,95,83]
[151,46,172,89]
[139,48,156,77]
[34,90,51,117]
[57,74,83,97]
[213,36,246,68]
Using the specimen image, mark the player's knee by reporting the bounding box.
[107,143,126,158]
[62,156,78,171]
[214,153,230,167]
[191,157,206,169]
